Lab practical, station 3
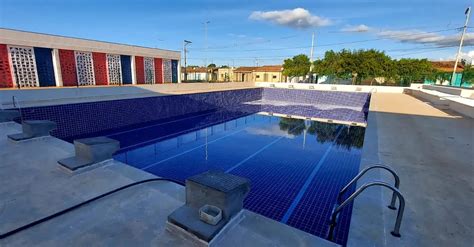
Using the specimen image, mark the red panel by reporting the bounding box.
[154,58,163,84]
[92,52,108,85]
[59,49,77,86]
[0,44,13,88]
[135,56,145,84]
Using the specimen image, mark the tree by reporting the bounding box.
[283,54,311,77]
[395,58,435,86]
[313,49,434,86]
[207,63,217,68]
[461,63,474,86]
[313,49,393,85]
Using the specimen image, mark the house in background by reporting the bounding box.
[234,67,256,82]
[181,66,217,81]
[233,65,286,82]
[425,61,465,87]
[217,67,234,82]
[253,65,286,83]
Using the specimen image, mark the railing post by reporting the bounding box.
[328,181,405,241]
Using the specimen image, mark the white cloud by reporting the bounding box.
[438,50,474,63]
[377,30,474,47]
[249,8,332,29]
[341,24,370,32]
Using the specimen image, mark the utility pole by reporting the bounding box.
[309,32,315,83]
[204,21,210,82]
[452,6,471,86]
[183,40,192,82]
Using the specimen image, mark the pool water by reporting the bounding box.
[113,110,365,245]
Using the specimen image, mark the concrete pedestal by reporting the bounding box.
[58,137,120,172]
[168,171,250,242]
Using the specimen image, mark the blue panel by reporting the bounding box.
[120,55,132,84]
[33,47,56,87]
[171,60,178,83]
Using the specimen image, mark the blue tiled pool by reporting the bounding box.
[114,110,365,245]
[18,88,369,245]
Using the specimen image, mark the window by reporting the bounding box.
[272,75,277,79]
[256,75,260,78]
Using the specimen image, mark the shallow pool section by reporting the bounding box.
[114,112,365,245]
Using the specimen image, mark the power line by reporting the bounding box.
[186,46,458,61]
[188,27,462,52]
[392,47,454,57]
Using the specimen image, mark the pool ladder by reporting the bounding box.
[327,164,405,241]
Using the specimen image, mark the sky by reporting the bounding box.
[0,0,473,67]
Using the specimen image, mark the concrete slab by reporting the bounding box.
[213,210,339,247]
[347,93,474,247]
[0,122,155,235]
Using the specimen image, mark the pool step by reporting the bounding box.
[58,136,120,173]
[0,110,20,123]
[8,120,57,141]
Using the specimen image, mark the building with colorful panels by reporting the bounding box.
[0,29,181,88]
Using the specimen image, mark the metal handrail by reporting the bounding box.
[337,164,400,210]
[12,96,24,123]
[327,181,405,241]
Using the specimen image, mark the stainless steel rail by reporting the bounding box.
[327,181,405,241]
[337,164,400,210]
[12,96,23,123]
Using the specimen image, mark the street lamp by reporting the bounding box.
[203,21,210,82]
[451,6,471,86]
[183,40,192,82]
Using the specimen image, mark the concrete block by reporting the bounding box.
[168,205,228,242]
[0,110,20,122]
[8,120,57,141]
[168,171,251,242]
[186,170,250,221]
[58,137,120,172]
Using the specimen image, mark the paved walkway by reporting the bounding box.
[348,93,473,246]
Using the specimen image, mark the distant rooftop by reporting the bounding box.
[431,61,464,73]
[235,65,283,72]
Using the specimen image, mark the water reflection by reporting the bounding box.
[279,118,365,150]
[278,118,306,136]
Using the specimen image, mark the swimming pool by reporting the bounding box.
[113,109,365,245]
[17,88,369,245]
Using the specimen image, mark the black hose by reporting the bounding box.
[0,177,184,239]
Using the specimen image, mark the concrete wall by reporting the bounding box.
[422,84,474,99]
[257,82,407,93]
[0,82,257,108]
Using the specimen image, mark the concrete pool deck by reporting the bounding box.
[0,89,472,246]
[0,122,336,246]
[348,93,473,246]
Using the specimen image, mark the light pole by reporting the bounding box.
[203,20,210,81]
[451,6,471,86]
[309,31,315,83]
[183,40,192,82]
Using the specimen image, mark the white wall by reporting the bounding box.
[256,82,407,93]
